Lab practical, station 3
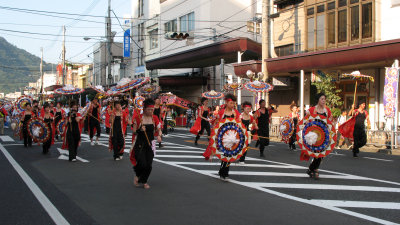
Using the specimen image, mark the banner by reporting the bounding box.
[123,29,130,57]
[383,67,399,118]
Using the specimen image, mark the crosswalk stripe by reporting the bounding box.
[167,161,304,169]
[0,135,14,142]
[309,200,400,210]
[243,182,400,193]
[363,157,394,162]
[201,170,366,180]
[155,155,204,159]
[156,150,204,154]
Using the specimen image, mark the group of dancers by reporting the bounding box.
[2,90,370,188]
[192,92,369,180]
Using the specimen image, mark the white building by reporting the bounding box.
[129,0,262,103]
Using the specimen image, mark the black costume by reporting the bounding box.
[67,113,81,161]
[22,114,32,147]
[257,109,270,156]
[134,123,155,184]
[353,111,367,156]
[112,115,125,159]
[289,116,298,150]
[195,107,210,144]
[89,104,101,139]
[218,114,235,179]
[42,117,53,154]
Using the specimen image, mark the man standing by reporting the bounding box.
[88,98,101,145]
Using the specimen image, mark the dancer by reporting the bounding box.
[63,101,82,162]
[88,98,101,145]
[54,102,65,140]
[288,102,299,150]
[344,103,370,157]
[0,101,8,135]
[109,101,130,161]
[153,97,164,148]
[254,99,277,157]
[20,102,34,147]
[336,110,351,149]
[104,102,112,134]
[130,98,162,189]
[239,101,257,164]
[40,103,55,154]
[303,93,332,179]
[191,97,210,146]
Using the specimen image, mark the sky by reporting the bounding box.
[0,0,131,65]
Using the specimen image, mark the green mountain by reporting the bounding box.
[0,36,55,94]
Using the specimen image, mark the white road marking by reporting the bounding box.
[0,135,14,142]
[155,155,205,159]
[0,143,70,225]
[168,161,305,169]
[363,157,394,162]
[156,150,204,154]
[245,182,400,193]
[309,200,400,210]
[56,148,89,163]
[154,159,400,225]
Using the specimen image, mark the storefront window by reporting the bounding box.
[351,6,359,40]
[338,9,347,42]
[362,3,372,38]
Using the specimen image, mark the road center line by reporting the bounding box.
[0,143,70,225]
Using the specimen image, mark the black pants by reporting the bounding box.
[239,151,247,162]
[258,128,270,153]
[89,119,101,139]
[112,137,124,159]
[309,158,322,172]
[196,121,210,142]
[42,137,51,154]
[23,128,32,147]
[134,147,154,184]
[68,139,79,161]
[84,117,88,133]
[162,120,168,135]
[289,132,296,149]
[219,161,230,178]
[106,127,110,134]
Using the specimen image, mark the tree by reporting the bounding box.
[312,74,343,117]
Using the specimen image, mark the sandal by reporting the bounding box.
[134,176,139,187]
[313,170,320,180]
[144,183,150,189]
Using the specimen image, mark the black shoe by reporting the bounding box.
[353,152,358,157]
[306,169,313,178]
[260,152,265,157]
[159,143,164,148]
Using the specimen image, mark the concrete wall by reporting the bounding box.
[380,0,400,41]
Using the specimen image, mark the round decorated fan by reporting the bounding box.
[27,118,51,143]
[209,117,249,162]
[279,116,294,144]
[134,96,145,109]
[15,95,33,113]
[56,119,66,136]
[244,80,274,93]
[296,113,337,158]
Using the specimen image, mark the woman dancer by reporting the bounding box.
[192,97,210,146]
[40,103,55,154]
[109,101,130,161]
[153,98,164,148]
[54,102,65,140]
[21,102,34,147]
[348,102,370,157]
[254,99,277,157]
[88,98,101,145]
[210,94,240,180]
[63,101,82,162]
[239,101,257,164]
[303,93,332,179]
[130,98,162,189]
[288,102,299,150]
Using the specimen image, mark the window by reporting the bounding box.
[328,2,335,10]
[339,0,347,7]
[362,3,372,38]
[338,9,347,42]
[350,0,359,4]
[316,14,325,48]
[138,23,145,41]
[351,6,359,40]
[164,19,177,32]
[138,0,144,17]
[328,12,335,44]
[138,51,144,66]
[307,7,314,15]
[307,17,315,49]
[149,29,158,49]
[274,44,294,57]
[180,15,187,32]
[179,12,195,32]
[317,5,325,13]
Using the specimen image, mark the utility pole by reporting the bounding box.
[62,25,66,85]
[262,0,270,106]
[106,0,112,86]
[40,47,44,100]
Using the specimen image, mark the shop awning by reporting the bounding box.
[233,38,400,76]
[145,37,262,70]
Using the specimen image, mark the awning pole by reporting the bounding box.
[300,70,304,119]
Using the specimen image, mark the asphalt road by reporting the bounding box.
[0,127,399,225]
